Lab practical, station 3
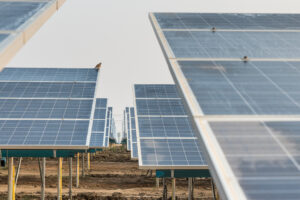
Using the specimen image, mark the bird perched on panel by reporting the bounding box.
[95,62,102,70]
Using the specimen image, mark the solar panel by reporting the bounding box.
[150,12,300,200]
[129,108,138,159]
[125,107,131,151]
[0,99,92,119]
[135,84,180,98]
[0,68,98,82]
[0,82,96,98]
[90,98,107,148]
[135,84,207,169]
[136,99,187,116]
[0,68,98,149]
[154,13,300,30]
[0,0,65,69]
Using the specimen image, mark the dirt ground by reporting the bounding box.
[0,146,214,199]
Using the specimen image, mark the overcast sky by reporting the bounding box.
[7,0,300,130]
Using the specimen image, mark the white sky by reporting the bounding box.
[7,0,300,131]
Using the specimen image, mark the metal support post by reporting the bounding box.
[156,178,160,188]
[188,177,193,200]
[162,178,167,200]
[81,153,85,177]
[42,158,46,200]
[57,158,63,200]
[69,157,72,200]
[211,178,217,200]
[171,170,176,200]
[76,153,79,187]
[87,153,90,170]
[8,157,14,200]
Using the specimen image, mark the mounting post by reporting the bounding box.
[171,170,176,200]
[57,157,63,200]
[81,153,85,177]
[188,177,193,200]
[156,178,160,188]
[76,153,79,187]
[8,157,14,200]
[69,157,72,200]
[87,153,90,170]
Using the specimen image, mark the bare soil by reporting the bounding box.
[0,146,214,199]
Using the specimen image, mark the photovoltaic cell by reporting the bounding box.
[89,132,104,148]
[0,1,48,31]
[138,117,195,137]
[164,31,300,59]
[209,121,300,200]
[95,98,107,108]
[135,84,207,168]
[0,99,92,119]
[0,120,89,146]
[0,82,96,98]
[154,13,300,30]
[135,84,180,98]
[0,68,98,82]
[92,120,105,132]
[179,60,300,115]
[136,99,186,116]
[94,108,107,119]
[140,139,205,166]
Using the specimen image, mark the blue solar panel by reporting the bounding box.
[0,99,92,119]
[92,120,105,132]
[0,120,89,145]
[135,84,180,98]
[140,139,206,166]
[95,98,107,108]
[126,107,131,151]
[179,60,300,115]
[94,108,107,119]
[0,82,95,98]
[89,132,104,148]
[136,99,186,116]
[138,117,195,137]
[151,12,300,199]
[154,13,300,30]
[0,1,48,31]
[0,68,98,82]
[164,31,300,59]
[132,142,138,158]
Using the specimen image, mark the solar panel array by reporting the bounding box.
[134,84,207,169]
[0,0,65,69]
[151,13,300,200]
[125,107,131,151]
[0,68,98,149]
[90,98,107,148]
[103,106,112,147]
[129,107,138,159]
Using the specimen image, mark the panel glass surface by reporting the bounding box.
[0,1,48,31]
[0,120,89,145]
[89,132,104,147]
[136,99,186,116]
[138,117,195,137]
[0,99,92,119]
[135,84,180,98]
[179,60,300,115]
[92,120,105,132]
[95,98,107,108]
[164,31,300,59]
[155,13,300,30]
[132,142,138,158]
[0,82,95,98]
[0,68,98,82]
[94,108,107,119]
[140,139,206,166]
[209,121,300,200]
